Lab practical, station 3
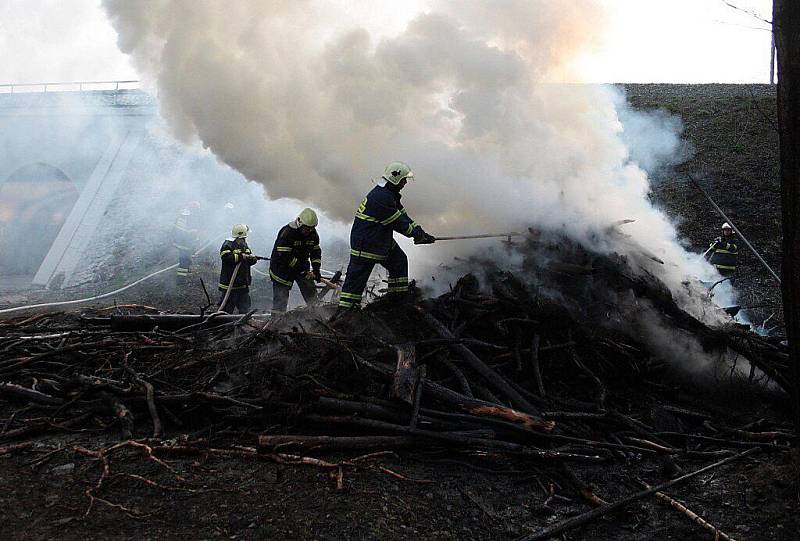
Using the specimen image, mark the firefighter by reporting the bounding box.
[704,222,738,278]
[218,224,257,313]
[172,201,201,284]
[269,208,323,312]
[336,161,435,313]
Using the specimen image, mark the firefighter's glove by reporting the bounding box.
[413,228,436,245]
[312,269,322,283]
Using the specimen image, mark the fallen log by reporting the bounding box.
[315,396,467,432]
[414,408,659,455]
[258,430,495,453]
[409,365,426,428]
[560,464,608,507]
[569,345,606,412]
[83,314,270,332]
[304,415,602,462]
[725,429,795,442]
[0,412,94,443]
[418,308,540,415]
[530,334,545,397]
[141,444,340,469]
[258,434,425,452]
[0,340,117,375]
[640,480,737,541]
[541,411,607,421]
[0,382,64,406]
[124,367,162,438]
[422,379,554,432]
[0,441,35,455]
[656,432,787,450]
[390,344,418,406]
[440,359,474,397]
[517,448,759,541]
[320,345,553,432]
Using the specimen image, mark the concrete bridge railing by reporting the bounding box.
[0,80,140,93]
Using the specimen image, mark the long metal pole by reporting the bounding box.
[434,233,521,241]
[688,175,781,284]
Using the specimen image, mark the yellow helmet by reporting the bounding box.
[298,208,318,228]
[231,223,249,238]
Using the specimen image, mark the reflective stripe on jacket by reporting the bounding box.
[349,184,419,260]
[219,239,253,290]
[706,236,738,271]
[269,223,321,284]
[173,211,199,250]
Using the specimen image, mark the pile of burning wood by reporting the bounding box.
[0,247,793,537]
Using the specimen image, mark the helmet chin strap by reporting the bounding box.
[388,181,405,193]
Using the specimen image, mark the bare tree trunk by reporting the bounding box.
[771,33,777,85]
[773,0,800,481]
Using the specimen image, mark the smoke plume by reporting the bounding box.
[102,0,721,302]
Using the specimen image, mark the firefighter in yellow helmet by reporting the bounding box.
[337,161,435,313]
[269,208,323,312]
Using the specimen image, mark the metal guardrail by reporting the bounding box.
[0,80,140,93]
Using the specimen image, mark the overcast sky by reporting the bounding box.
[0,0,774,85]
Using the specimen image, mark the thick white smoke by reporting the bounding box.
[101,0,723,307]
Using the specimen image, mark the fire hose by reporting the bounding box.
[216,254,276,313]
[0,240,215,316]
[215,261,242,314]
[1,230,516,316]
[213,256,342,314]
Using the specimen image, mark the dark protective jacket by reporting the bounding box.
[218,239,254,291]
[173,210,199,251]
[269,224,322,286]
[349,184,420,261]
[705,236,738,273]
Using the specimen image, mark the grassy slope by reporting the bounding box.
[625,84,783,328]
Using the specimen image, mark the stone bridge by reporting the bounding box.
[0,89,158,288]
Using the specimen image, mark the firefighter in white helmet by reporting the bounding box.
[704,222,738,278]
[269,208,323,312]
[172,201,201,284]
[218,224,258,313]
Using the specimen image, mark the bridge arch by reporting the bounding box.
[0,162,79,277]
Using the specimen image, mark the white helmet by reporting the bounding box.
[721,222,733,230]
[382,161,414,185]
[231,223,249,238]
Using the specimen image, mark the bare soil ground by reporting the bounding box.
[629,84,783,330]
[0,344,795,541]
[0,84,795,541]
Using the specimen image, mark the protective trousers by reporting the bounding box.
[271,276,318,312]
[339,242,408,308]
[218,289,252,314]
[176,249,192,283]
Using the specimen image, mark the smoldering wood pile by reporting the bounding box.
[0,245,793,537]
